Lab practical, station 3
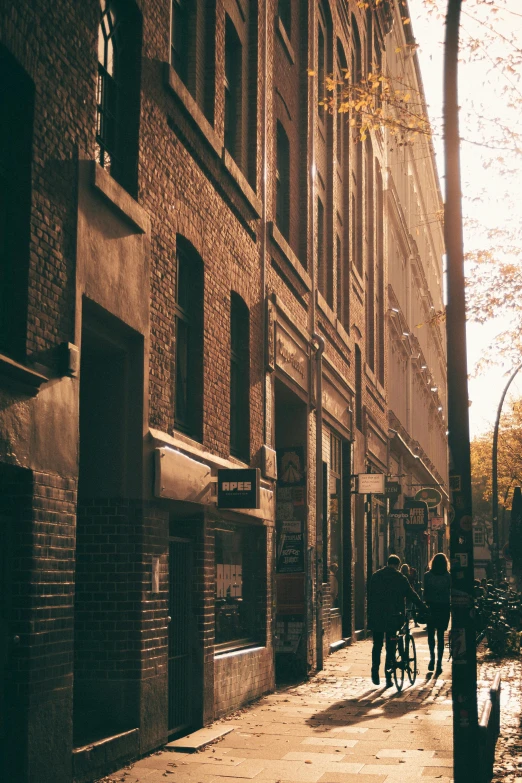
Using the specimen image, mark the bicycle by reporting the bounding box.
[388,613,417,692]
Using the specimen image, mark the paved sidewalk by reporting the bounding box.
[98,627,455,783]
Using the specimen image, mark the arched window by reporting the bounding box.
[276,121,290,240]
[174,237,204,440]
[96,0,142,196]
[230,294,250,461]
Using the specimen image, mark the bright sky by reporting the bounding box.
[408,0,522,438]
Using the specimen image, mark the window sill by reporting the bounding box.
[336,320,350,347]
[317,290,337,328]
[269,222,311,291]
[165,63,262,221]
[165,63,221,157]
[214,643,265,659]
[0,351,48,395]
[276,16,295,64]
[222,149,262,218]
[92,163,150,235]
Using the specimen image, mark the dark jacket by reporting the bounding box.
[368,565,424,632]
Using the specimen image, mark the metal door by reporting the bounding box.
[168,538,193,735]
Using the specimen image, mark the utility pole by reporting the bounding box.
[444,1,479,780]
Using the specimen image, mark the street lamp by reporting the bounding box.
[491,362,522,581]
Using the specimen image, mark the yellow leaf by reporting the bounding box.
[308,70,316,76]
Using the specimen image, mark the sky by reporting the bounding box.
[408,0,522,438]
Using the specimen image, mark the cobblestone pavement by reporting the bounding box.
[97,628,457,783]
[93,631,522,783]
[479,653,522,783]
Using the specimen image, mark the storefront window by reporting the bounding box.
[215,525,265,651]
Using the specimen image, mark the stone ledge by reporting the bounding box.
[166,726,234,753]
[222,149,262,218]
[276,15,295,64]
[0,351,48,394]
[164,63,222,157]
[269,222,311,291]
[92,163,150,235]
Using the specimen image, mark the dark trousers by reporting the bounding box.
[372,630,398,672]
[427,625,445,662]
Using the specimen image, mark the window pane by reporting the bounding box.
[215,526,264,647]
[175,315,189,427]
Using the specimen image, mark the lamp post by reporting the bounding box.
[444,0,479,780]
[491,362,522,581]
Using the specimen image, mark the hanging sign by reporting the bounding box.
[357,473,385,494]
[217,468,260,509]
[415,487,442,508]
[404,499,429,529]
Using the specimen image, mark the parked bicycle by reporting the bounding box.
[388,612,417,691]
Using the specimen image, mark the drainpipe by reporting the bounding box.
[261,0,268,447]
[313,332,325,672]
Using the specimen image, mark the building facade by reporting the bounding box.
[0,1,447,782]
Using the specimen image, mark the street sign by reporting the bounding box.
[357,473,385,494]
[415,487,442,508]
[217,468,260,509]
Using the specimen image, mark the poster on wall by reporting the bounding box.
[276,447,306,574]
[276,519,305,573]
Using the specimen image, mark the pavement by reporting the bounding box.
[95,627,522,783]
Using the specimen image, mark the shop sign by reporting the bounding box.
[385,481,401,499]
[217,468,260,509]
[415,487,442,508]
[389,509,409,522]
[357,473,385,494]
[404,499,429,529]
[275,323,308,392]
[322,375,352,435]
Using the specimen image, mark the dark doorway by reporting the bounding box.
[74,299,143,747]
[168,537,195,736]
[354,496,366,632]
[274,377,308,684]
[0,514,12,777]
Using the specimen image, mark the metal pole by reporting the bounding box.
[491,362,522,581]
[444,1,479,780]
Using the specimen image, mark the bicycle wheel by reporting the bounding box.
[392,639,404,692]
[406,634,417,685]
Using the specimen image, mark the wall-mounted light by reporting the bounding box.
[438,406,443,411]
[402,331,410,338]
[421,364,427,370]
[389,306,400,313]
[430,386,438,392]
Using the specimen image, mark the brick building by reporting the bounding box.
[0,1,447,782]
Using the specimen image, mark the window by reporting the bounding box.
[224,15,242,161]
[230,294,250,461]
[474,530,485,546]
[278,0,291,37]
[171,0,190,85]
[96,0,142,195]
[376,166,384,385]
[171,0,216,122]
[276,122,290,240]
[317,197,325,298]
[0,46,34,359]
[317,23,325,121]
[215,525,265,650]
[366,142,375,371]
[174,238,204,439]
[355,344,362,431]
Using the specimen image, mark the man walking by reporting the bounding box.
[368,554,425,687]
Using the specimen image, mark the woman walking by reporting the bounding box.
[423,553,451,675]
